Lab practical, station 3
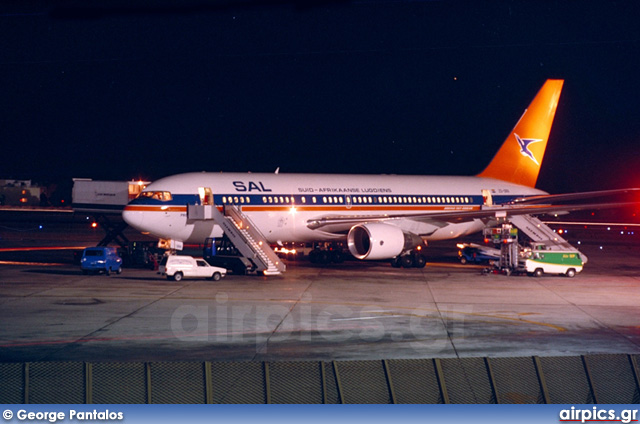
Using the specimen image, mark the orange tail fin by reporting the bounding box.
[477,79,564,187]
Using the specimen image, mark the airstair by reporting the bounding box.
[485,214,588,273]
[509,215,583,256]
[187,204,285,275]
[509,215,573,249]
[510,214,588,264]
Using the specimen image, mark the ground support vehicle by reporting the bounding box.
[80,247,123,275]
[524,247,584,277]
[159,254,226,281]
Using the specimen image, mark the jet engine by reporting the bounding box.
[347,223,424,260]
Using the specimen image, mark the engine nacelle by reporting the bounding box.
[347,223,423,260]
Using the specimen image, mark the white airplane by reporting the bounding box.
[122,79,636,267]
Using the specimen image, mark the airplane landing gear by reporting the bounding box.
[391,251,427,268]
[309,248,344,264]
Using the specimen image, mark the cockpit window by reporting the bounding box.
[138,191,172,201]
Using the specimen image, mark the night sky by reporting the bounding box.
[3,0,640,195]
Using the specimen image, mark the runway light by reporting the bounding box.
[91,222,98,229]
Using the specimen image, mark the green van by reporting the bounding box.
[525,246,584,278]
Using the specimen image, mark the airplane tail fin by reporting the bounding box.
[477,79,564,187]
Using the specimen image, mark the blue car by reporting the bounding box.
[80,247,123,275]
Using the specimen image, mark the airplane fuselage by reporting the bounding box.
[123,172,546,245]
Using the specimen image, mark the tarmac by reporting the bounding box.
[1,218,640,363]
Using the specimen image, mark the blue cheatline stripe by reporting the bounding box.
[127,194,200,207]
[129,192,531,207]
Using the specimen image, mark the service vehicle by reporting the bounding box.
[80,247,123,275]
[159,255,226,281]
[457,243,500,265]
[524,244,584,277]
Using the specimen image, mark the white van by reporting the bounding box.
[159,255,226,281]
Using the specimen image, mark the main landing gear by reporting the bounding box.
[308,248,345,264]
[391,250,427,268]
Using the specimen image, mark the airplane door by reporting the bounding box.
[346,195,352,209]
[198,187,214,205]
[482,189,493,207]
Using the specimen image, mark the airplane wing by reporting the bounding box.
[507,188,640,205]
[307,191,639,231]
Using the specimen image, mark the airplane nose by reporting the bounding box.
[122,207,144,231]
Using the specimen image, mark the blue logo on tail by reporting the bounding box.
[515,133,542,165]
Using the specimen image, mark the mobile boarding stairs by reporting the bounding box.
[485,213,587,274]
[187,203,285,276]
